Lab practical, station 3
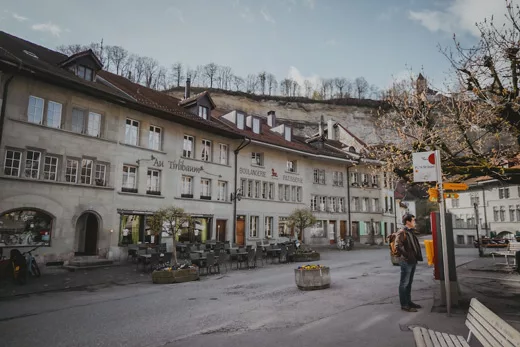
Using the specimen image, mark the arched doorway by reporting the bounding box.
[76,212,100,255]
[497,231,514,240]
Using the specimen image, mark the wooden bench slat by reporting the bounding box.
[467,311,515,347]
[435,331,450,347]
[441,332,457,347]
[417,327,435,347]
[468,298,520,344]
[413,327,427,347]
[429,329,443,347]
[466,320,500,347]
[456,336,470,347]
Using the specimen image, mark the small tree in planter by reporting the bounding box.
[288,208,317,244]
[150,206,191,265]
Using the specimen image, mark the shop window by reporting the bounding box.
[0,209,52,247]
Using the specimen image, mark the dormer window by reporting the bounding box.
[72,65,94,81]
[252,118,260,134]
[284,126,292,141]
[237,113,245,130]
[198,106,209,120]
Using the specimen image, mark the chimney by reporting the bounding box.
[185,77,191,99]
[327,119,334,140]
[267,110,276,127]
[318,115,325,137]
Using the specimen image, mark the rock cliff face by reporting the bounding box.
[168,88,394,145]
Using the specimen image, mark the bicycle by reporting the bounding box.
[24,246,41,278]
[10,246,41,285]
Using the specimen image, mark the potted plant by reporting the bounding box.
[294,264,330,290]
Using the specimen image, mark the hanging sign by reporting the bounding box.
[412,151,438,182]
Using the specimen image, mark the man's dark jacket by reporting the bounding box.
[396,227,423,264]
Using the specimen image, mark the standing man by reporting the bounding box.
[396,213,423,312]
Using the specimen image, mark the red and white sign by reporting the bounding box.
[412,151,438,182]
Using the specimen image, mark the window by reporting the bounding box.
[252,117,260,134]
[333,171,343,186]
[265,217,273,238]
[319,196,327,212]
[372,175,379,187]
[517,207,520,221]
[470,195,480,206]
[183,135,194,158]
[510,206,515,221]
[87,112,101,137]
[373,198,380,212]
[95,163,107,186]
[255,181,261,198]
[249,216,259,238]
[268,183,274,200]
[338,198,345,212]
[148,126,162,151]
[4,150,22,177]
[505,188,510,199]
[262,182,268,199]
[278,183,283,200]
[500,207,506,222]
[246,180,253,198]
[122,165,137,192]
[499,188,504,199]
[291,186,296,202]
[311,196,317,211]
[452,199,460,208]
[147,169,161,194]
[46,101,62,128]
[493,208,499,222]
[362,174,369,186]
[383,172,388,188]
[237,112,245,129]
[72,108,85,134]
[329,197,336,212]
[313,169,325,184]
[240,179,246,196]
[65,159,79,183]
[201,140,212,161]
[198,106,208,120]
[43,156,58,181]
[75,65,94,81]
[200,178,211,199]
[80,159,93,184]
[279,217,292,237]
[467,235,475,245]
[284,126,291,141]
[251,152,263,166]
[287,160,297,173]
[352,197,360,211]
[297,187,302,202]
[285,185,290,201]
[219,144,228,165]
[217,181,227,201]
[24,150,41,179]
[457,235,465,245]
[181,176,193,197]
[363,197,370,212]
[28,96,44,124]
[389,197,394,212]
[125,119,140,146]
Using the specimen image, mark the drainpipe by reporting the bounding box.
[0,75,15,149]
[346,166,352,237]
[481,184,489,237]
[232,137,251,244]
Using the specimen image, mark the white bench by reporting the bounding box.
[413,298,520,347]
[492,242,520,266]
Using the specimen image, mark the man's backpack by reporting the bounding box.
[388,229,406,257]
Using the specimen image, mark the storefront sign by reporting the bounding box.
[283,174,303,184]
[239,167,266,177]
[153,159,202,173]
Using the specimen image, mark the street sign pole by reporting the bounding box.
[435,149,451,316]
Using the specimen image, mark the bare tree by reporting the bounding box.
[106,46,128,75]
[132,55,146,84]
[280,78,293,96]
[143,57,159,88]
[171,62,184,87]
[354,77,369,99]
[204,63,218,88]
[246,74,258,93]
[121,54,134,80]
[303,80,313,98]
[258,71,267,95]
[233,75,244,91]
[344,79,354,98]
[266,73,277,95]
[218,65,233,90]
[291,80,300,96]
[154,66,170,90]
[334,77,348,98]
[56,44,83,55]
[86,41,107,66]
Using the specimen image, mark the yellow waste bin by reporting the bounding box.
[424,240,434,266]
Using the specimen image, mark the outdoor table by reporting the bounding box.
[137,254,151,271]
[266,248,281,263]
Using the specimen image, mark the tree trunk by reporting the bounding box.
[172,235,178,265]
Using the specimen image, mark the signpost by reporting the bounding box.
[413,150,452,316]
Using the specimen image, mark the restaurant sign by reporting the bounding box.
[153,159,202,173]
[239,167,267,177]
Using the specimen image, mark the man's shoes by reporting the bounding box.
[409,302,422,309]
[401,306,418,312]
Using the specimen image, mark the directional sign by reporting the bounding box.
[443,183,468,191]
[444,193,459,199]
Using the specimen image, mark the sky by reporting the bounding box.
[0,0,512,91]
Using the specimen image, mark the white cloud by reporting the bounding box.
[166,7,185,23]
[325,38,337,46]
[12,13,28,22]
[260,8,275,24]
[287,66,320,89]
[31,22,62,37]
[240,7,255,22]
[409,0,508,37]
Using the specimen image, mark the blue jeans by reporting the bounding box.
[399,261,416,307]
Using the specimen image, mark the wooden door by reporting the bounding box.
[85,214,98,255]
[329,221,336,243]
[340,221,347,240]
[236,217,245,246]
[216,219,227,242]
[351,221,360,241]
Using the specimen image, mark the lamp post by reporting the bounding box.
[474,202,483,257]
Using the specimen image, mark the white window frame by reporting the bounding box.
[198,105,209,120]
[265,216,273,238]
[319,170,325,184]
[217,181,227,201]
[65,159,79,183]
[4,150,22,177]
[329,197,336,212]
[319,196,327,212]
[338,197,344,212]
[24,150,41,179]
[182,175,193,196]
[125,118,140,146]
[87,112,102,137]
[148,125,162,151]
[28,96,44,125]
[297,187,302,202]
[251,152,263,166]
[183,135,194,158]
[269,183,274,200]
[249,216,259,238]
[147,169,161,193]
[237,112,245,129]
[201,178,211,198]
[72,108,86,134]
[95,163,107,186]
[201,139,212,162]
[262,182,268,199]
[80,159,94,184]
[46,101,62,128]
[311,196,317,211]
[252,117,260,133]
[313,169,320,184]
[43,156,58,181]
[219,144,228,165]
[284,185,290,201]
[248,180,254,198]
[122,165,138,190]
[291,186,296,202]
[287,160,297,173]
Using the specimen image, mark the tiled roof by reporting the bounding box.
[178,91,216,109]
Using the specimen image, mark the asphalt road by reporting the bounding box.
[0,247,478,347]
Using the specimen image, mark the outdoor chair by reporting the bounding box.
[254,248,265,267]
[205,252,216,275]
[237,248,248,269]
[279,245,288,263]
[287,245,296,262]
[247,248,256,269]
[216,252,228,273]
[145,253,160,273]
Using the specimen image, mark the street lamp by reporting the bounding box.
[474,202,483,257]
[230,188,243,201]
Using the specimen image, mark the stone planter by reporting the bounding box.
[294,267,330,291]
[152,268,199,284]
[292,252,320,262]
